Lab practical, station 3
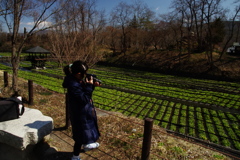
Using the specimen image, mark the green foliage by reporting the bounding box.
[0,52,11,56]
[171,146,184,154]
[213,154,225,159]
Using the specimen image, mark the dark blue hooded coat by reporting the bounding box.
[62,74,100,144]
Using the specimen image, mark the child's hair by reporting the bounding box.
[63,65,71,76]
[63,60,88,75]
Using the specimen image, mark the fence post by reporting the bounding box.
[28,80,33,105]
[141,118,153,160]
[4,71,8,87]
[65,92,71,129]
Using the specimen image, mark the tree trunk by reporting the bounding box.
[11,45,19,92]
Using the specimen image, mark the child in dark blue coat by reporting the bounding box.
[62,60,100,160]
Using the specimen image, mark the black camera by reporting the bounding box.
[86,74,102,84]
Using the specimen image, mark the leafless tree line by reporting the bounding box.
[0,0,239,91]
[47,0,106,67]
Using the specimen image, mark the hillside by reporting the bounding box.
[102,50,240,82]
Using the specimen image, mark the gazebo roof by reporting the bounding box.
[26,46,50,53]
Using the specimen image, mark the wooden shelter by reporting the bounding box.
[25,46,51,68]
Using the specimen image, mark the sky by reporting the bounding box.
[96,0,172,15]
[96,0,238,15]
[0,0,239,33]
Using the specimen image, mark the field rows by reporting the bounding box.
[1,63,240,151]
[33,66,240,110]
[93,87,240,150]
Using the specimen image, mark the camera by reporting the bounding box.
[86,74,102,84]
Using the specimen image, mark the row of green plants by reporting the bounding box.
[92,87,240,149]
[34,64,240,92]
[91,65,240,89]
[0,63,65,93]
[1,63,240,150]
[32,65,240,110]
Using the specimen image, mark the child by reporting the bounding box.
[62,60,101,160]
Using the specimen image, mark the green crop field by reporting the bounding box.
[1,62,240,151]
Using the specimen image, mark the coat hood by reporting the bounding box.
[62,74,75,88]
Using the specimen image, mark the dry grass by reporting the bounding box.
[109,50,240,81]
[0,73,233,160]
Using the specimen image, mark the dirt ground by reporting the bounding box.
[41,109,112,160]
[39,112,234,160]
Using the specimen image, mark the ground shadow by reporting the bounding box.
[43,152,73,160]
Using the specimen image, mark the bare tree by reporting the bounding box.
[203,0,225,67]
[48,0,106,67]
[0,22,2,32]
[86,0,106,63]
[219,3,240,60]
[0,0,73,92]
[103,25,120,53]
[171,0,202,55]
[110,2,133,55]
[171,0,227,66]
[130,0,155,51]
[0,0,12,16]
